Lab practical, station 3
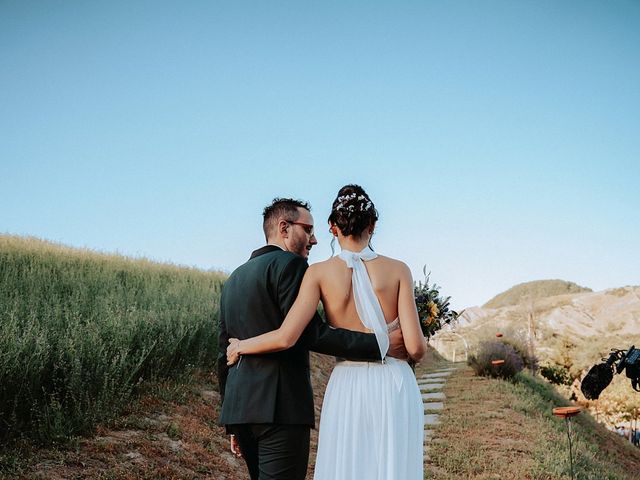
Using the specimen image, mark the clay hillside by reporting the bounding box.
[433,280,640,375]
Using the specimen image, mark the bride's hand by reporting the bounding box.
[227,338,242,365]
[387,327,409,361]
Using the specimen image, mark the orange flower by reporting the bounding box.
[428,301,439,319]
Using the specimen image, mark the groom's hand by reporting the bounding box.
[230,434,243,458]
[386,327,408,360]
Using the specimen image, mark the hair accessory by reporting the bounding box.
[335,193,373,213]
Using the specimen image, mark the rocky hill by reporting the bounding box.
[483,279,592,309]
[433,282,640,374]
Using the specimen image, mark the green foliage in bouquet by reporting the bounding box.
[414,266,459,338]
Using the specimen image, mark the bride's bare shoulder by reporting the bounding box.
[308,256,343,273]
[375,254,409,269]
[374,255,413,278]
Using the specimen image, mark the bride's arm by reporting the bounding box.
[227,266,321,364]
[397,264,427,362]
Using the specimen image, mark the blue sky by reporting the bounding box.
[1,1,639,309]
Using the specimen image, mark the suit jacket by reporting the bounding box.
[217,245,381,427]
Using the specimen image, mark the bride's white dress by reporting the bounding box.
[313,247,424,480]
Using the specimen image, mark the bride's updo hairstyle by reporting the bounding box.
[328,184,379,238]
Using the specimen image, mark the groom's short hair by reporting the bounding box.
[262,198,311,240]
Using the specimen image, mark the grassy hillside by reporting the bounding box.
[483,279,592,309]
[437,282,640,436]
[0,235,225,444]
[0,353,337,479]
[5,344,639,479]
[425,364,640,479]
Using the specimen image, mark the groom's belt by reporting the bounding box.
[335,357,384,364]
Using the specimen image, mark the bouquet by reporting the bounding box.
[414,267,459,338]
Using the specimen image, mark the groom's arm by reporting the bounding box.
[301,313,382,360]
[300,309,408,360]
[216,296,230,404]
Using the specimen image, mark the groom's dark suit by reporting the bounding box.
[217,245,380,479]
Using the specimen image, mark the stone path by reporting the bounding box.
[418,365,459,459]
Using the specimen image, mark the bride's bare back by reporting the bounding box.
[313,255,405,333]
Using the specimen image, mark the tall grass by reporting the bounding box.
[0,235,225,443]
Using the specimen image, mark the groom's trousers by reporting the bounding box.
[231,424,310,480]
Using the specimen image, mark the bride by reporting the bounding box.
[226,184,426,479]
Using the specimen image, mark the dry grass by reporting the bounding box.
[1,370,243,479]
[422,365,640,479]
[0,353,338,480]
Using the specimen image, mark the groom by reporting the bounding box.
[217,197,406,480]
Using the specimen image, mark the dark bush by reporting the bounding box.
[501,338,539,374]
[539,364,573,386]
[468,341,524,380]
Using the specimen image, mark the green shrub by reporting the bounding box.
[0,235,225,443]
[540,364,573,386]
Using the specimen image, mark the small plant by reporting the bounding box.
[166,422,182,440]
[540,364,573,386]
[414,267,458,338]
[468,341,524,380]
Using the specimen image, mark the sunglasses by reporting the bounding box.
[286,220,315,236]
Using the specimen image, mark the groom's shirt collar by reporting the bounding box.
[249,244,284,260]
